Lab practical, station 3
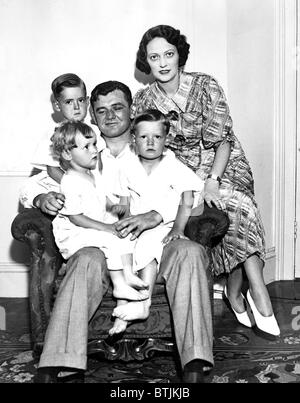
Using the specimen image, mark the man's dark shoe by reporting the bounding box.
[182,359,205,383]
[34,367,58,383]
[182,368,205,383]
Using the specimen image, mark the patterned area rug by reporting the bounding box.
[1,294,300,383]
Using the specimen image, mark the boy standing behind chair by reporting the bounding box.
[23,73,105,209]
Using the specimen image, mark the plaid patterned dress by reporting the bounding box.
[131,72,265,275]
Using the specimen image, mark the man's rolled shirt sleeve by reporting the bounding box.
[19,172,60,208]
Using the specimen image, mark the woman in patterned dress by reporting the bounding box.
[131,24,280,336]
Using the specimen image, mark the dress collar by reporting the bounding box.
[151,71,193,113]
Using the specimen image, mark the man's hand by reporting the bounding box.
[101,222,121,237]
[33,192,65,216]
[115,211,163,240]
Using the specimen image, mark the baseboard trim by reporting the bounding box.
[0,263,29,272]
[0,171,32,177]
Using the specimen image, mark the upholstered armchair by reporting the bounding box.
[11,207,229,361]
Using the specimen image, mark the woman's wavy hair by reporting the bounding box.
[136,25,190,75]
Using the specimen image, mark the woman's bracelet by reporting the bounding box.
[207,174,221,184]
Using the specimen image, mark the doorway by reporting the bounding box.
[295,0,300,278]
[274,0,298,280]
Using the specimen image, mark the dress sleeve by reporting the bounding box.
[131,89,144,119]
[201,76,235,149]
[19,172,60,208]
[131,88,154,119]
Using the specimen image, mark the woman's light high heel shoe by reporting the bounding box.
[246,290,280,336]
[223,286,253,328]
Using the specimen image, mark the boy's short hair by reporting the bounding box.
[132,109,170,136]
[51,73,87,100]
[51,121,94,170]
[90,81,132,108]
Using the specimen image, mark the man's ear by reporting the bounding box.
[90,106,96,125]
[129,134,138,154]
[61,149,72,161]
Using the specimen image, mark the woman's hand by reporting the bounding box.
[204,179,225,210]
[162,229,189,245]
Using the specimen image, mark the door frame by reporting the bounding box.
[274,0,298,280]
[295,0,300,277]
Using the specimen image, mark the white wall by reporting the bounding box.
[0,175,30,297]
[1,0,290,296]
[0,0,227,173]
[0,0,227,296]
[227,0,276,283]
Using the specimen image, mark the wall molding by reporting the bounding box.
[296,0,300,278]
[0,171,32,177]
[266,246,276,261]
[274,0,298,280]
[0,262,29,272]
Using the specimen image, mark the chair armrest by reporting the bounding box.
[185,204,230,248]
[11,208,63,352]
[11,208,59,258]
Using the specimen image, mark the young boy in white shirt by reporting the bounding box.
[51,121,148,304]
[111,109,205,334]
[21,74,105,208]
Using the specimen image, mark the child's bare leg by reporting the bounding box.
[122,253,148,290]
[109,299,128,336]
[113,260,157,321]
[123,266,149,290]
[109,270,149,301]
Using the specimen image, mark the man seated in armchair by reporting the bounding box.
[18,80,229,383]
